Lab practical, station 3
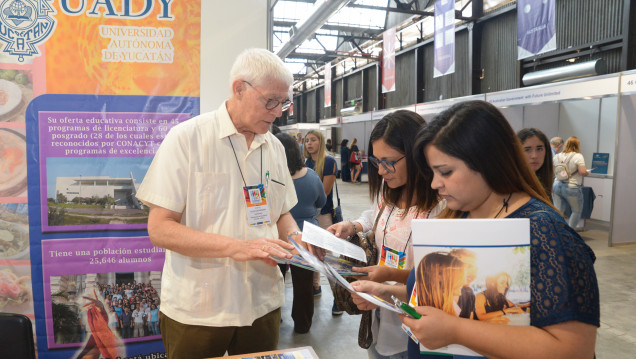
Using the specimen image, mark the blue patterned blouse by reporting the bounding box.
[406,197,600,359]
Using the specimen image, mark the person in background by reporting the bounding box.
[132,305,145,337]
[340,139,351,182]
[552,136,591,231]
[518,128,554,200]
[119,306,132,339]
[276,133,327,333]
[350,138,362,183]
[328,110,441,359]
[303,129,340,314]
[297,133,304,153]
[400,100,598,359]
[149,303,160,336]
[326,138,333,152]
[136,48,315,359]
[550,136,563,157]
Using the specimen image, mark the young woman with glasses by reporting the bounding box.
[327,110,441,359]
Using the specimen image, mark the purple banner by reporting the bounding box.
[41,237,165,351]
[38,111,188,233]
[517,0,556,60]
[434,0,455,78]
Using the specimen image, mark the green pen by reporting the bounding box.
[392,295,421,319]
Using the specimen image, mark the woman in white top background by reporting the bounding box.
[552,136,590,231]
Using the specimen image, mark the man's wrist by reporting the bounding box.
[288,230,301,237]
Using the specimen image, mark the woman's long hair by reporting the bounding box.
[517,128,553,200]
[368,110,437,213]
[413,100,554,218]
[417,252,466,315]
[483,272,512,312]
[276,133,304,176]
[563,136,581,154]
[303,129,327,179]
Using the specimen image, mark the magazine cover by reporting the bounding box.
[410,218,531,357]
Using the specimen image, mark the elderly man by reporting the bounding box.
[136,48,308,358]
[550,136,563,156]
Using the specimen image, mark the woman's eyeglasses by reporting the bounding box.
[368,155,405,173]
[243,81,292,111]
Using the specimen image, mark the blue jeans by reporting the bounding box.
[552,181,583,229]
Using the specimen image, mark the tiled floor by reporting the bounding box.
[277,179,636,358]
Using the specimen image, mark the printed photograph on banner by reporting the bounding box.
[41,236,165,352]
[38,110,190,232]
[44,157,151,231]
[48,271,162,350]
[0,127,27,200]
[0,68,33,122]
[0,260,33,317]
[0,203,29,260]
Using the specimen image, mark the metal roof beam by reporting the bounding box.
[347,3,433,17]
[276,0,353,59]
[274,20,382,35]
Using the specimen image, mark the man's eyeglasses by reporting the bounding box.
[243,81,292,111]
[368,155,405,173]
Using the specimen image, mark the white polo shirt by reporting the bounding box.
[136,102,297,327]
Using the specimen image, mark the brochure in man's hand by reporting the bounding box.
[274,253,364,276]
[282,227,403,314]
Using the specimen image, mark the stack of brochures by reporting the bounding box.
[274,253,363,276]
[279,222,403,314]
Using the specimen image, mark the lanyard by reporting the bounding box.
[228,136,262,187]
[381,205,411,253]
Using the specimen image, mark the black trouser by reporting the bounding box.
[279,264,314,333]
[341,163,351,182]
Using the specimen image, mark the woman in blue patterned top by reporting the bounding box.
[400,100,599,358]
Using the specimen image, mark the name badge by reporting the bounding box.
[243,184,271,226]
[379,245,406,269]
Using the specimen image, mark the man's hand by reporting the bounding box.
[231,237,293,266]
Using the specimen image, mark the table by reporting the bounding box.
[208,346,318,359]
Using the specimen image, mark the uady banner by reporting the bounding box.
[517,0,556,60]
[0,1,201,358]
[434,0,455,78]
[382,27,396,93]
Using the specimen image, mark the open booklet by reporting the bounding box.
[280,221,404,314]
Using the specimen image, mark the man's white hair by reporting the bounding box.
[229,48,293,90]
